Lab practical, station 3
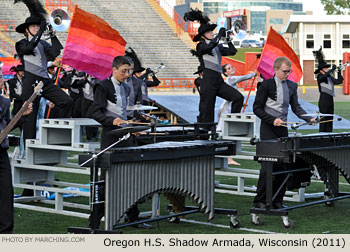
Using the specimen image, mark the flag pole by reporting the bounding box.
[242,74,257,113]
[46,65,62,119]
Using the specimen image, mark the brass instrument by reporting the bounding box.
[49,9,71,32]
[225,19,247,40]
[151,63,166,74]
[338,61,350,71]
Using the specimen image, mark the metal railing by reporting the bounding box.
[152,77,257,91]
[156,78,196,89]
[46,0,75,12]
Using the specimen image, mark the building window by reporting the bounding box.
[343,34,350,48]
[269,18,283,25]
[306,34,314,49]
[323,34,331,48]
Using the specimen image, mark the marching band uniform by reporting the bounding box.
[126,76,143,119]
[15,15,72,144]
[82,76,99,140]
[138,69,160,104]
[0,93,13,233]
[184,8,240,124]
[316,64,343,132]
[92,73,148,229]
[7,65,25,130]
[313,46,343,132]
[253,62,312,209]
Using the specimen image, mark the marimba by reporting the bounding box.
[251,132,350,228]
[80,140,236,231]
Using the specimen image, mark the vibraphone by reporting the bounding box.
[78,140,236,231]
[252,132,350,228]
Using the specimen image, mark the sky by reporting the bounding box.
[299,0,327,15]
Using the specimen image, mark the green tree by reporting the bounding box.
[320,0,350,14]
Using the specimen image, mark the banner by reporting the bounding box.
[257,27,303,83]
[62,5,127,80]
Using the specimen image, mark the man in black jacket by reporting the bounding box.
[253,56,315,209]
[91,56,151,229]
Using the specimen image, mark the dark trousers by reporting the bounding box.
[0,150,13,233]
[254,121,288,205]
[21,72,73,143]
[319,93,334,132]
[82,98,98,140]
[71,92,83,118]
[199,69,244,123]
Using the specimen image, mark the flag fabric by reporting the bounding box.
[257,27,303,83]
[0,57,21,79]
[62,5,126,80]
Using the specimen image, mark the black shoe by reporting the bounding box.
[253,202,266,209]
[132,223,153,229]
[273,202,287,209]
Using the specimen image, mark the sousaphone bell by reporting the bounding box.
[231,19,246,40]
[49,9,71,32]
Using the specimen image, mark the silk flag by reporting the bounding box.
[257,27,303,83]
[0,57,21,79]
[62,5,126,80]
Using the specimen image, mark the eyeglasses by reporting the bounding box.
[279,68,293,74]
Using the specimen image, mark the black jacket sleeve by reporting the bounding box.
[45,36,63,61]
[196,33,222,56]
[218,42,237,57]
[92,84,115,126]
[15,24,46,57]
[253,81,276,125]
[318,69,343,84]
[7,78,21,101]
[144,75,161,87]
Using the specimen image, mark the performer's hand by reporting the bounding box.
[23,102,33,116]
[40,21,47,31]
[310,118,317,126]
[243,102,248,107]
[273,118,284,127]
[49,102,55,108]
[113,118,127,126]
[218,27,226,37]
[53,60,62,67]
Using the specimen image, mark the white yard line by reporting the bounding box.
[179,219,278,234]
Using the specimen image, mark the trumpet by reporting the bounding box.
[338,61,350,71]
[152,63,166,74]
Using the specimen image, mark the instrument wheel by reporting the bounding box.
[325,200,335,207]
[324,195,335,207]
[251,214,263,226]
[229,216,240,229]
[168,216,180,224]
[282,218,294,229]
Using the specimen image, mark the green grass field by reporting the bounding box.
[11,102,350,234]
